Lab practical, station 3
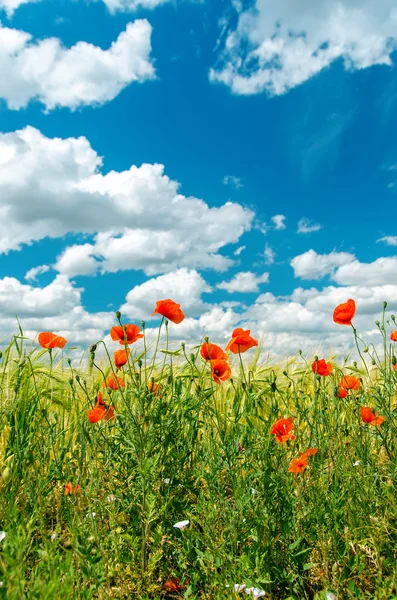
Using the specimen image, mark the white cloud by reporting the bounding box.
[333,256,397,286]
[223,175,244,189]
[25,264,50,282]
[120,268,212,320]
[102,0,169,12]
[0,127,253,275]
[0,20,154,110]
[377,235,397,246]
[210,0,397,96]
[297,218,322,234]
[217,271,269,293]
[264,243,275,264]
[234,245,245,256]
[291,249,355,280]
[271,214,286,230]
[0,0,38,15]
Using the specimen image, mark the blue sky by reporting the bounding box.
[1,0,397,355]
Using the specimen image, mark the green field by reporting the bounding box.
[0,303,396,599]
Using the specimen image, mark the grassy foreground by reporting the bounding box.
[0,306,397,599]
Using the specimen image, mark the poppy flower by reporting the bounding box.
[270,417,296,444]
[64,482,82,495]
[88,392,115,423]
[391,331,397,342]
[288,455,309,475]
[103,374,125,390]
[226,328,259,354]
[338,387,348,398]
[312,359,333,376]
[110,324,143,345]
[163,577,182,593]
[360,407,384,426]
[303,447,318,458]
[340,375,360,391]
[200,342,227,361]
[114,349,130,369]
[333,299,356,326]
[152,299,185,324]
[211,359,232,384]
[38,332,67,349]
[147,380,162,396]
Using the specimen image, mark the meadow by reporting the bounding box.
[0,298,396,600]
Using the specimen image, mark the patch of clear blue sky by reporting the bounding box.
[1,0,397,313]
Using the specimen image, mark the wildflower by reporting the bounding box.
[50,533,57,542]
[302,447,318,458]
[270,417,295,444]
[361,407,384,426]
[88,392,115,423]
[85,512,96,519]
[64,482,82,495]
[114,349,130,369]
[211,359,232,384]
[333,298,356,325]
[148,380,162,396]
[200,341,227,361]
[173,520,190,530]
[152,299,185,324]
[288,448,317,475]
[38,332,67,349]
[106,495,116,503]
[312,359,333,376]
[391,331,397,341]
[226,328,258,354]
[353,460,360,467]
[110,324,143,345]
[163,577,182,593]
[338,387,348,398]
[0,532,6,543]
[103,374,125,390]
[340,375,360,392]
[164,478,171,484]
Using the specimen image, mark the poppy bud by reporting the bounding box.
[90,344,97,353]
[116,311,121,320]
[392,315,396,322]
[75,374,80,382]
[167,375,172,384]
[353,361,357,368]
[372,359,376,366]
[271,382,277,391]
[0,351,3,359]
[181,342,185,350]
[137,360,142,368]
[384,302,388,310]
[141,320,145,329]
[69,378,73,386]
[190,354,196,363]
[314,355,318,362]
[298,349,302,355]
[242,382,246,389]
[283,371,288,377]
[363,347,369,353]
[375,320,380,326]
[393,356,397,365]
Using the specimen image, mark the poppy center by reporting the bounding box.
[214,369,220,376]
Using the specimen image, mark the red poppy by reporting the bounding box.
[303,447,318,457]
[211,359,232,384]
[270,417,296,444]
[163,577,182,592]
[338,387,348,398]
[340,375,360,391]
[110,324,143,345]
[38,332,67,349]
[288,455,308,475]
[114,349,130,369]
[88,392,115,423]
[200,342,227,361]
[312,359,333,376]
[103,374,125,390]
[390,331,397,342]
[64,482,82,495]
[152,299,185,324]
[147,381,162,396]
[226,328,259,354]
[333,299,356,326]
[361,407,384,426]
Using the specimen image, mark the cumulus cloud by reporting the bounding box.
[0,20,154,110]
[120,268,212,320]
[377,235,397,246]
[264,244,275,264]
[271,214,286,230]
[217,271,270,293]
[333,256,397,286]
[297,218,322,234]
[234,245,246,256]
[25,264,50,282]
[102,0,169,12]
[0,127,253,275]
[291,249,355,280]
[210,0,397,96]
[223,175,244,189]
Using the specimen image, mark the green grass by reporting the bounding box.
[0,312,397,599]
